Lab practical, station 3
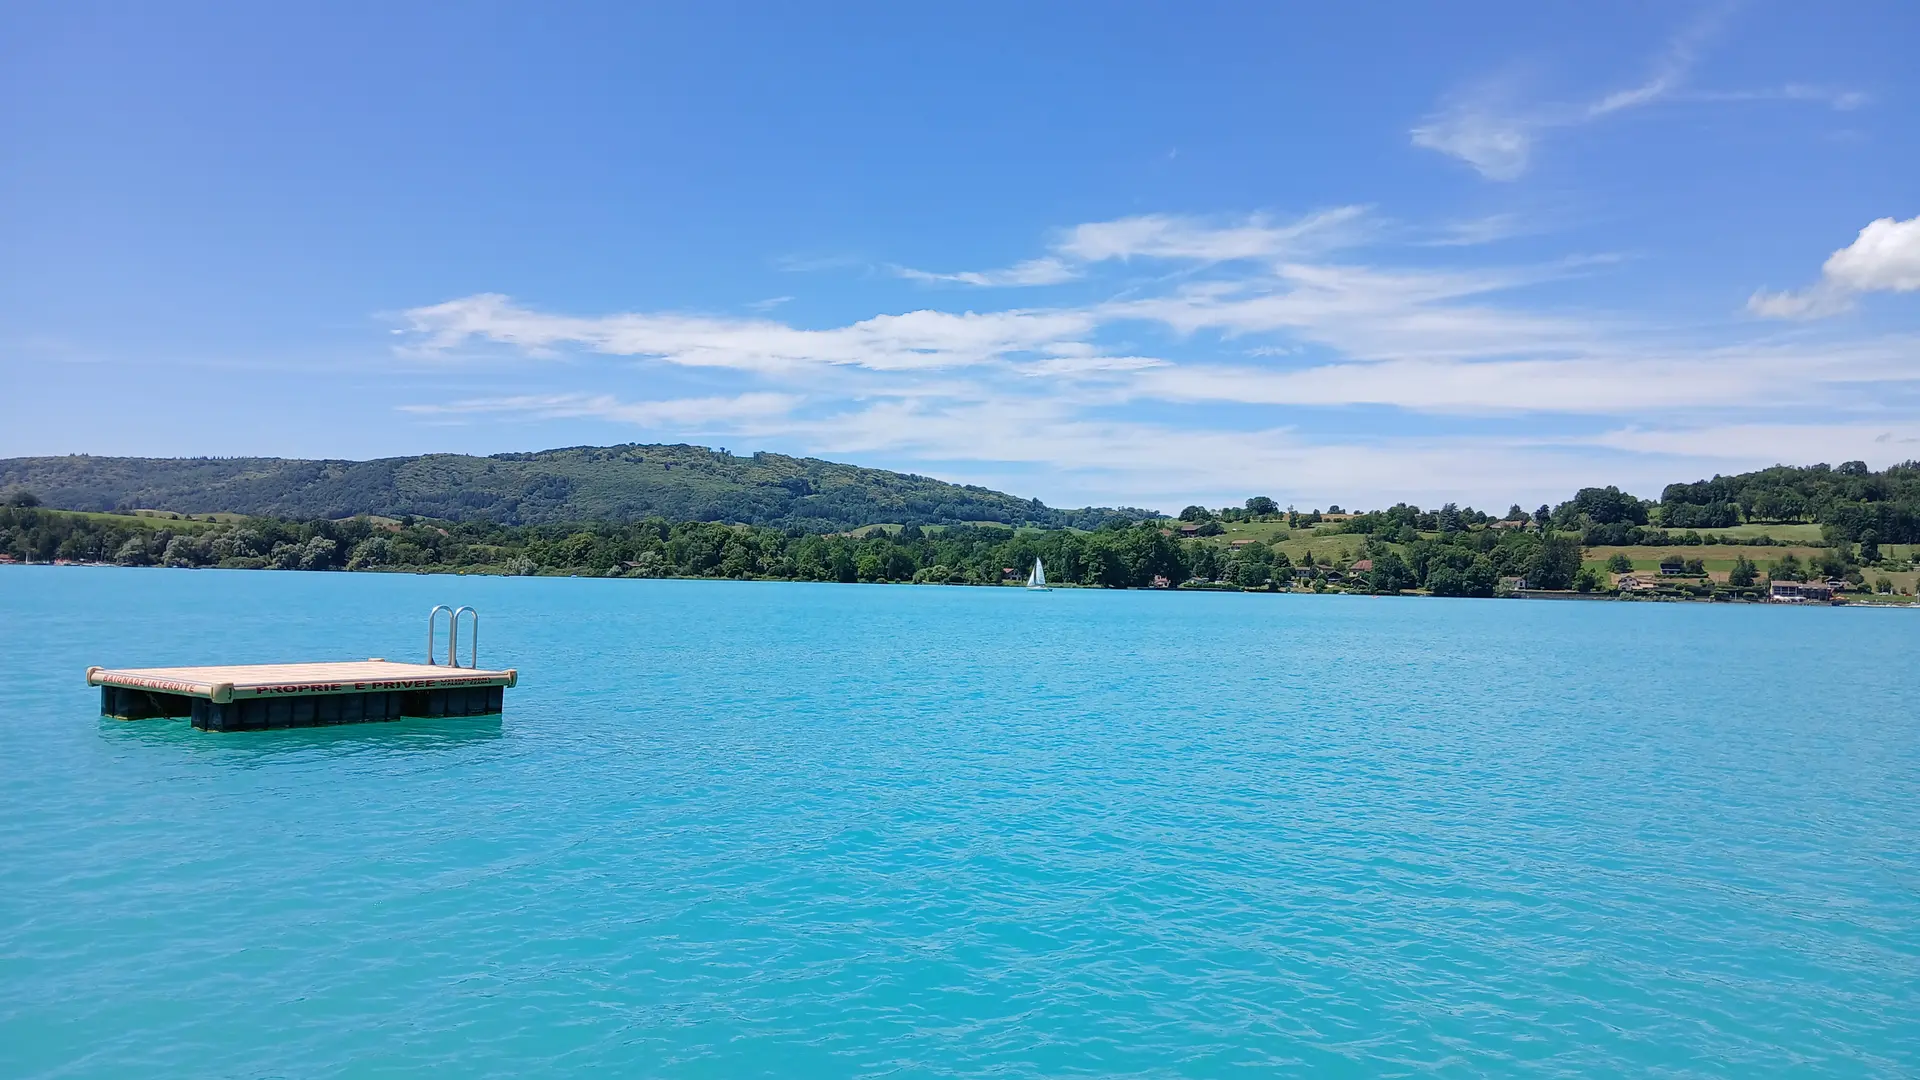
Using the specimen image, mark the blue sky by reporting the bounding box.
[3,3,1917,512]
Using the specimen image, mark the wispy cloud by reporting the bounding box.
[892,207,1370,286]
[771,253,866,273]
[1101,260,1599,361]
[1750,215,1920,319]
[1590,422,1920,460]
[1054,207,1369,263]
[394,206,1920,509]
[402,293,1099,373]
[894,257,1079,287]
[1410,17,1706,181]
[401,391,802,427]
[1422,213,1533,247]
[1412,8,1862,180]
[1410,87,1538,182]
[1688,84,1870,110]
[1129,339,1920,415]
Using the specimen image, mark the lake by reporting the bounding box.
[2,567,1916,1077]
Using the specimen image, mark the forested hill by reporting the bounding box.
[0,445,1154,531]
[1654,460,1920,540]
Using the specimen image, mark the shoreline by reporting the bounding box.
[6,560,1910,608]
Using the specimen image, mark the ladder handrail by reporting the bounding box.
[427,605,453,666]
[451,606,478,669]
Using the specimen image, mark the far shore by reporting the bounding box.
[5,559,1910,610]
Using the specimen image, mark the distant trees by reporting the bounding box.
[0,447,1159,532]
[1365,551,1415,593]
[1554,486,1649,527]
[1426,554,1496,597]
[1233,555,1270,590]
[1728,555,1758,587]
[1656,461,1920,544]
[1526,533,1583,590]
[1812,549,1851,581]
[1657,501,1740,529]
[18,460,1915,603]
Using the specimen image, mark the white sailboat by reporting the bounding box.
[1026,557,1050,591]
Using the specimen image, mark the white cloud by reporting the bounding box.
[393,205,1920,510]
[1749,215,1920,319]
[1824,216,1920,293]
[402,293,1098,372]
[1745,285,1851,320]
[430,388,1920,513]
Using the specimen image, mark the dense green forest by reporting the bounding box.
[1652,460,1920,543]
[9,448,1919,548]
[0,445,1150,531]
[0,503,1592,593]
[1334,459,1920,549]
[3,456,1916,599]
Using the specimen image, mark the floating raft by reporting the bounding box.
[87,660,518,732]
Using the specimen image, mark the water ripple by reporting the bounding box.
[0,569,1916,1077]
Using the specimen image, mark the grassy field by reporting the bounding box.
[1583,544,1920,594]
[1582,544,1829,573]
[1685,522,1824,543]
[57,509,233,532]
[1205,520,1295,544]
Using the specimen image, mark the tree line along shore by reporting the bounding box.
[6,456,1919,602]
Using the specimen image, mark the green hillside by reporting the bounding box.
[0,445,1153,531]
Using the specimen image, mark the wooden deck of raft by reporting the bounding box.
[88,660,518,731]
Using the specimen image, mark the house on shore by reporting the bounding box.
[1770,580,1833,602]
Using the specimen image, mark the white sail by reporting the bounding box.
[1027,557,1047,589]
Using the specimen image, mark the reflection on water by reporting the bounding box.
[100,712,506,759]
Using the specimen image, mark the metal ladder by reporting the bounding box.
[427,605,479,668]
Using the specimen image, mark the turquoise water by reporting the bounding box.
[2,568,1916,1078]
